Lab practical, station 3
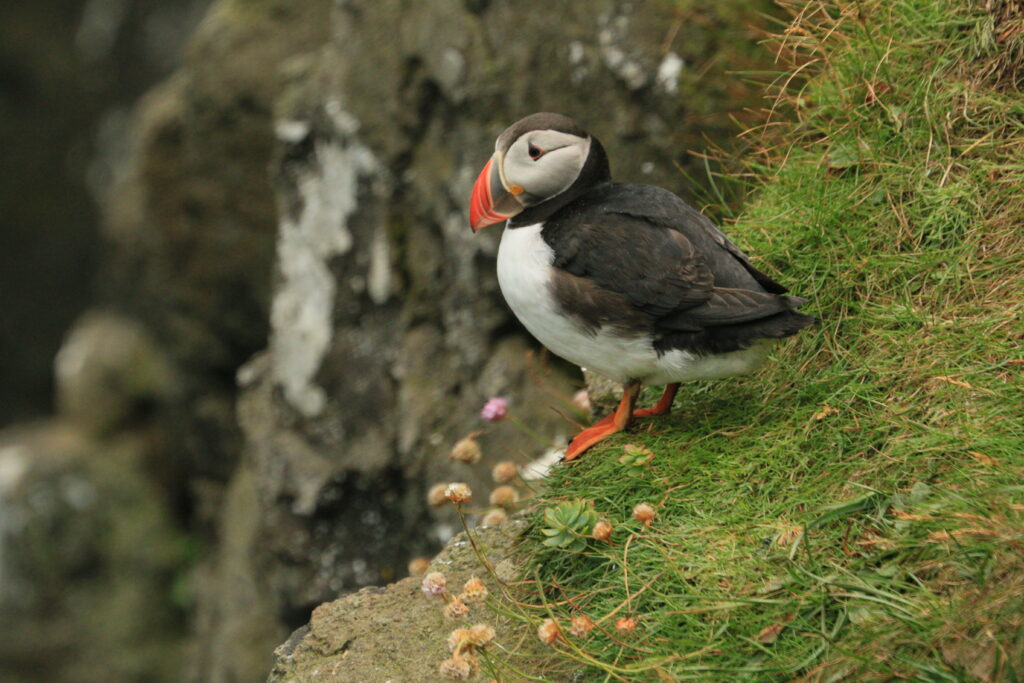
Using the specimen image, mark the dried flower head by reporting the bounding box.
[488,485,520,507]
[421,571,447,596]
[407,556,430,576]
[480,397,509,422]
[592,519,613,543]
[444,597,470,620]
[569,615,595,638]
[449,433,483,464]
[444,482,472,504]
[459,576,488,605]
[632,502,656,525]
[439,655,472,680]
[467,623,496,647]
[615,616,638,634]
[427,483,449,507]
[537,618,561,645]
[571,388,591,413]
[491,461,518,484]
[447,628,471,653]
[480,507,508,527]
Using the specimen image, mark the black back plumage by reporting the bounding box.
[539,182,815,355]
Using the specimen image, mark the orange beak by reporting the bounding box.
[469,155,524,231]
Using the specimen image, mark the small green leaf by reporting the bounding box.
[875,564,899,578]
[827,143,859,169]
[849,606,876,624]
[909,481,932,503]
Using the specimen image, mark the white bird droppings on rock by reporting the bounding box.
[568,40,589,84]
[569,40,585,65]
[274,119,311,144]
[597,25,649,91]
[367,229,392,305]
[270,111,379,417]
[325,99,360,135]
[435,48,466,100]
[0,446,29,495]
[656,51,685,95]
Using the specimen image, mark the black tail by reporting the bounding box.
[655,305,816,356]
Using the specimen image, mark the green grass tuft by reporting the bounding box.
[493,1,1024,680]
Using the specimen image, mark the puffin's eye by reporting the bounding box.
[528,143,544,160]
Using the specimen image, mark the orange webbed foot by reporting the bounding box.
[565,419,622,460]
[563,381,641,461]
[633,383,679,418]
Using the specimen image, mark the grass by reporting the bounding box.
[483,1,1024,680]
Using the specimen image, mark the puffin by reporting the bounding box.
[469,113,814,460]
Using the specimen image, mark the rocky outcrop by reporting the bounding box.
[100,0,336,485]
[267,519,536,683]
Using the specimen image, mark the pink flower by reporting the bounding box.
[421,571,447,596]
[480,397,509,422]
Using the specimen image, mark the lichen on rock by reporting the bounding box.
[270,112,381,418]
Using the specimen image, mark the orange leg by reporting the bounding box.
[633,383,679,418]
[565,382,641,461]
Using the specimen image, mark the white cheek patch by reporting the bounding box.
[503,132,590,204]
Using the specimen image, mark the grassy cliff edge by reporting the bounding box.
[497,1,1024,680]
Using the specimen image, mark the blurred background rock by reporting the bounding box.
[0,0,780,679]
[0,0,210,426]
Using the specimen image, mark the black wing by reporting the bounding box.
[596,183,790,294]
[542,184,814,353]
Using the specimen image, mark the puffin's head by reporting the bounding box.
[469,113,606,231]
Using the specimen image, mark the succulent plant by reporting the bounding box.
[540,499,599,551]
[618,444,655,467]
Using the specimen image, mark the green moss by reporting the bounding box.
[493,1,1024,680]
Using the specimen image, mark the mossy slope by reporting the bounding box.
[507,2,1024,680]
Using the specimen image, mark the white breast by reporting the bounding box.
[496,223,768,385]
